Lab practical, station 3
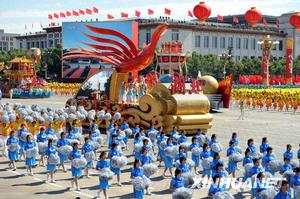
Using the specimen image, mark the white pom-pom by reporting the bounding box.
[59,115,65,122]
[57,145,73,156]
[97,110,105,119]
[69,113,76,121]
[211,143,223,153]
[259,187,278,199]
[159,141,167,150]
[290,159,299,169]
[77,106,85,112]
[180,142,190,152]
[143,163,158,177]
[244,163,254,174]
[1,115,9,123]
[173,134,180,143]
[124,128,132,137]
[264,171,273,178]
[251,152,263,159]
[69,106,76,113]
[197,134,210,145]
[201,157,213,170]
[77,112,85,121]
[268,160,284,172]
[84,151,95,162]
[72,157,87,169]
[111,156,128,168]
[95,136,104,146]
[73,133,84,144]
[134,143,143,153]
[148,130,157,141]
[113,112,121,120]
[38,116,45,124]
[48,153,60,165]
[87,112,95,120]
[191,147,202,156]
[294,186,300,199]
[103,113,112,121]
[32,111,40,119]
[91,141,101,150]
[182,172,195,186]
[164,146,178,159]
[26,147,38,158]
[38,142,48,153]
[99,168,114,180]
[67,139,80,146]
[172,187,193,199]
[133,176,150,191]
[0,139,4,148]
[8,142,20,152]
[229,153,244,163]
[283,170,295,183]
[46,134,57,142]
[187,158,195,168]
[9,114,16,122]
[46,116,53,123]
[20,132,31,142]
[234,146,242,154]
[212,191,234,199]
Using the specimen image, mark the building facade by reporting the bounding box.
[14,13,299,61]
[0,29,19,52]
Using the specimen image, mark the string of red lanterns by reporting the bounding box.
[289,12,300,30]
[193,2,211,23]
[244,7,262,27]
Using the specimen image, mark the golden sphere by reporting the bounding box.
[200,75,219,94]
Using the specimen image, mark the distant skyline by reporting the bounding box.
[0,0,298,34]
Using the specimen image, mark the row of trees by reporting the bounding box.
[186,52,300,81]
[1,47,299,82]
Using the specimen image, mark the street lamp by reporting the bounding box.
[257,35,279,87]
[218,49,232,79]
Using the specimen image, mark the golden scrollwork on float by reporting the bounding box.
[118,83,213,133]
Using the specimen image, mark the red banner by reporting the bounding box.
[262,48,268,83]
[218,73,234,108]
[286,38,293,84]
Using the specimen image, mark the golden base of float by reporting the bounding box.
[114,82,213,133]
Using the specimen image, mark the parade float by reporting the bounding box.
[65,23,233,132]
[2,49,51,98]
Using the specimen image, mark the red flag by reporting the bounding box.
[107,14,114,19]
[263,18,268,27]
[72,10,79,16]
[66,11,71,16]
[121,12,128,18]
[148,9,154,15]
[276,19,279,28]
[60,12,65,18]
[188,10,193,18]
[217,15,223,22]
[164,8,171,15]
[233,16,239,24]
[135,10,141,17]
[54,13,59,19]
[86,8,92,14]
[51,22,56,26]
[79,9,85,15]
[93,7,98,14]
[48,14,53,20]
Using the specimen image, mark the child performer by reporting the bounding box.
[96,152,111,199]
[69,143,83,191]
[6,131,19,170]
[45,139,58,183]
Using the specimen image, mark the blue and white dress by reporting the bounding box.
[200,150,212,176]
[82,142,94,168]
[37,133,47,156]
[46,145,58,171]
[140,154,152,166]
[45,128,55,135]
[132,127,140,136]
[18,128,29,155]
[24,141,36,166]
[7,137,19,161]
[164,144,174,168]
[259,143,269,154]
[131,167,144,199]
[176,163,190,173]
[190,142,201,167]
[262,153,276,175]
[170,177,185,189]
[227,146,237,174]
[70,149,82,177]
[178,136,187,144]
[109,149,121,175]
[283,151,294,160]
[157,135,168,160]
[96,159,111,190]
[175,152,188,161]
[57,138,68,163]
[291,174,300,199]
[209,183,226,196]
[243,155,253,180]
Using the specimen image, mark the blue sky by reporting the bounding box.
[0,0,298,34]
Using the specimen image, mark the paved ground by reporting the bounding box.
[0,96,299,199]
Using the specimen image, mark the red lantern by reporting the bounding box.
[244,7,262,27]
[290,12,300,30]
[193,2,211,23]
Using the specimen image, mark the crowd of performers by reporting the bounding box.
[48,83,81,96]
[231,89,300,114]
[0,103,300,199]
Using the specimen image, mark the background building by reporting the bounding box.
[0,29,19,52]
[13,12,300,61]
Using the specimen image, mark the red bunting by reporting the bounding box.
[217,15,223,22]
[121,12,128,18]
[233,16,239,24]
[276,19,279,28]
[79,9,85,15]
[48,14,53,20]
[164,8,171,15]
[93,7,98,14]
[54,13,59,19]
[60,12,65,18]
[135,10,141,17]
[66,11,71,16]
[263,18,268,27]
[107,14,114,19]
[188,10,193,18]
[148,9,154,15]
[72,10,79,16]
[86,8,92,15]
